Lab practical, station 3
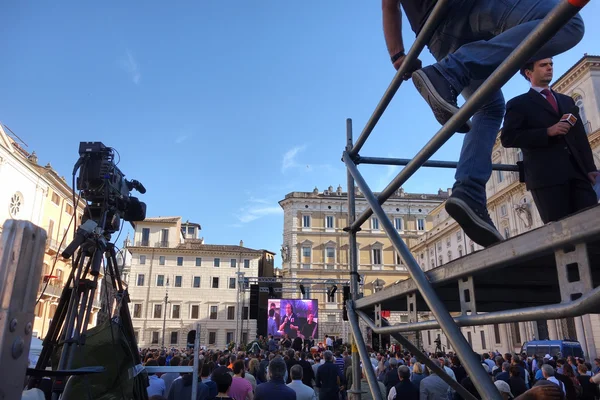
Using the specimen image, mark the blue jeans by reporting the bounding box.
[427,0,585,205]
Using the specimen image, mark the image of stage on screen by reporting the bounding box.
[267,299,318,339]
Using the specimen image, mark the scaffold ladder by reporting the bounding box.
[342,1,593,400]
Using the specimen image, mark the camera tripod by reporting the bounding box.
[29,218,143,399]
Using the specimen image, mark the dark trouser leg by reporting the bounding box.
[570,178,598,213]
[531,182,572,224]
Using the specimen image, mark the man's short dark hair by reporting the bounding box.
[233,359,245,374]
[520,61,535,81]
[213,371,233,393]
[269,357,287,380]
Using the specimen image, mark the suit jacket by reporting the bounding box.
[501,88,596,189]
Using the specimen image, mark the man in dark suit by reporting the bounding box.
[501,58,599,223]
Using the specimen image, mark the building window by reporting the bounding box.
[372,218,379,230]
[438,255,443,266]
[446,238,451,247]
[195,257,202,266]
[496,170,504,183]
[156,275,165,287]
[244,259,250,268]
[500,204,507,217]
[151,332,159,344]
[302,215,311,228]
[417,218,425,231]
[208,332,216,344]
[229,277,236,289]
[137,274,145,286]
[153,304,162,319]
[177,257,183,266]
[430,260,435,269]
[170,331,178,345]
[226,331,234,344]
[301,264,310,270]
[516,150,523,162]
[47,219,54,240]
[172,304,180,319]
[480,330,487,350]
[494,324,501,344]
[174,276,182,287]
[188,226,195,236]
[227,306,235,320]
[191,305,199,319]
[467,331,472,347]
[212,277,219,288]
[133,304,142,318]
[396,254,403,265]
[458,246,463,257]
[65,204,74,215]
[9,192,24,218]
[214,258,220,267]
[243,306,249,320]
[573,94,589,133]
[326,215,334,229]
[139,255,146,265]
[141,228,150,246]
[230,259,236,268]
[394,217,402,230]
[51,192,60,205]
[210,306,218,320]
[447,251,452,262]
[456,230,462,241]
[437,241,442,251]
[193,276,201,288]
[302,247,311,257]
[159,256,165,265]
[160,229,169,247]
[470,243,475,253]
[372,248,382,265]
[326,247,335,259]
[504,227,510,239]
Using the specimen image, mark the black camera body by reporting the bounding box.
[77,142,146,233]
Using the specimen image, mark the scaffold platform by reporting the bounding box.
[355,206,600,316]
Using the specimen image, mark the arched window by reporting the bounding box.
[572,94,589,134]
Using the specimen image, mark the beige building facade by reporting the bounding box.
[279,185,449,343]
[0,124,94,339]
[411,54,600,358]
[126,217,271,350]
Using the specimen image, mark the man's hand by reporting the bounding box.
[393,54,422,80]
[515,385,563,400]
[547,121,571,137]
[588,171,600,184]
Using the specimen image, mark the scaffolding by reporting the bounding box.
[343,1,596,400]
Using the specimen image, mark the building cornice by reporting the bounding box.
[127,246,263,257]
[552,55,600,93]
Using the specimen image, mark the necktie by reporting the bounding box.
[541,89,558,113]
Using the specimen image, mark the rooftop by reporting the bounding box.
[139,217,181,223]
[176,241,264,254]
[281,186,450,203]
[552,53,600,90]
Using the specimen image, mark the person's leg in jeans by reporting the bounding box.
[444,82,505,246]
[414,0,584,128]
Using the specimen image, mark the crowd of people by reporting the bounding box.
[138,337,600,400]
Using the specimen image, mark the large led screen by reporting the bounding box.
[267,298,318,339]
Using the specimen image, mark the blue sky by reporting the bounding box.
[2,1,599,265]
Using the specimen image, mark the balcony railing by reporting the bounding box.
[154,241,170,248]
[38,282,64,298]
[136,240,150,247]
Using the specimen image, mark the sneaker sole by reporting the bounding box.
[445,197,503,248]
[412,70,471,134]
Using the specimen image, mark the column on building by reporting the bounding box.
[547,320,559,340]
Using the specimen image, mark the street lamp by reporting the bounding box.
[161,277,170,348]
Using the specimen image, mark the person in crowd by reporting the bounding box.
[287,364,318,400]
[255,357,296,400]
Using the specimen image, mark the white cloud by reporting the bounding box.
[120,49,141,85]
[281,144,307,173]
[237,205,282,223]
[175,135,189,144]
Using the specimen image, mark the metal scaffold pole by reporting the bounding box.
[345,118,372,400]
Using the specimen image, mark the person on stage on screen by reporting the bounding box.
[269,302,281,328]
[299,313,318,341]
[267,309,278,337]
[279,303,300,338]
